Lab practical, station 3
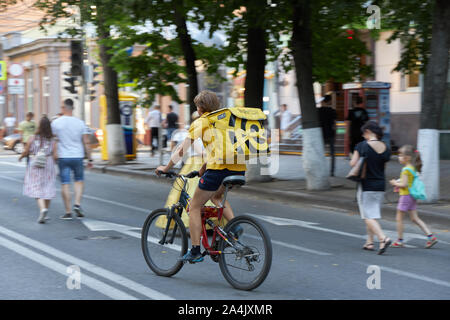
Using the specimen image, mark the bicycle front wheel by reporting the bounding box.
[218,215,272,291]
[141,208,188,277]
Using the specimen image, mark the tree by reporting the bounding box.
[34,0,127,164]
[290,0,329,189]
[110,0,225,115]
[195,0,371,187]
[193,1,287,181]
[286,0,371,189]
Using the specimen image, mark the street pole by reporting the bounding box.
[81,67,87,122]
[0,41,4,121]
[159,126,164,165]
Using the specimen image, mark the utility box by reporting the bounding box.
[99,92,138,161]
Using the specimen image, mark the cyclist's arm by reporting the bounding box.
[199,162,207,176]
[157,136,193,173]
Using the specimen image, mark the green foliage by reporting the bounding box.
[195,0,373,83]
[309,0,373,83]
[376,0,434,74]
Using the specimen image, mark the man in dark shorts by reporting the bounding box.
[164,105,179,151]
[318,94,337,176]
[347,96,369,155]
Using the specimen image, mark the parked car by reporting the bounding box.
[2,133,24,154]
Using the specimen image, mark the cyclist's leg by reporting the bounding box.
[211,185,234,221]
[189,186,215,246]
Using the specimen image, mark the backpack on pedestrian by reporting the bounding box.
[31,138,49,168]
[402,167,427,201]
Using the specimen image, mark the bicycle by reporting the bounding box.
[141,170,272,291]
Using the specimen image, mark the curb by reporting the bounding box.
[91,164,450,226]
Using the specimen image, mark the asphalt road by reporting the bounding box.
[0,151,449,300]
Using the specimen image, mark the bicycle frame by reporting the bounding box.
[162,175,233,258]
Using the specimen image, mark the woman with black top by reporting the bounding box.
[350,121,392,255]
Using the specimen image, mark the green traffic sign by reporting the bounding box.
[0,61,7,80]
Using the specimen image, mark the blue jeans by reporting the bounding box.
[58,158,84,184]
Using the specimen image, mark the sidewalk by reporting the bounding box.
[92,147,450,224]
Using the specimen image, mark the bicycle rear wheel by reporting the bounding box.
[141,208,188,277]
[218,215,272,291]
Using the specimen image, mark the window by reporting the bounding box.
[407,71,420,88]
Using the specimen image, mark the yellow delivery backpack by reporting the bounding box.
[205,107,270,164]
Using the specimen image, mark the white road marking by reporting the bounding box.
[248,214,431,248]
[244,233,331,256]
[0,225,174,300]
[82,218,183,251]
[0,174,333,255]
[0,235,137,300]
[0,161,25,167]
[83,194,149,213]
[0,175,22,183]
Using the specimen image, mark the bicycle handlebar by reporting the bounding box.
[156,170,199,179]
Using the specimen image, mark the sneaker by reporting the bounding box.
[426,237,438,249]
[179,250,204,263]
[60,213,73,220]
[37,209,48,224]
[391,241,404,248]
[230,224,243,239]
[73,206,85,218]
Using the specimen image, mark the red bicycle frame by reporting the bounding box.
[198,206,228,256]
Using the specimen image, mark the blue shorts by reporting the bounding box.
[58,158,84,184]
[167,128,176,140]
[198,169,245,192]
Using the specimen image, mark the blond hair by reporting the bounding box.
[194,90,220,113]
[399,145,422,173]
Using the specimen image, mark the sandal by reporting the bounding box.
[362,243,375,251]
[378,238,392,255]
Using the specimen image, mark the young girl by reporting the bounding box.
[389,145,438,248]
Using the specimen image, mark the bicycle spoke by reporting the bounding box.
[142,209,187,277]
[219,216,272,290]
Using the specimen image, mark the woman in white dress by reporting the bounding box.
[19,116,58,224]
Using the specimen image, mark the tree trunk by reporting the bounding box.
[291,0,329,190]
[174,0,199,116]
[418,0,450,202]
[243,23,272,182]
[98,16,126,165]
[244,27,266,108]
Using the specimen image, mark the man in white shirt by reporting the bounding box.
[280,104,292,138]
[51,99,92,220]
[3,113,17,136]
[145,105,161,156]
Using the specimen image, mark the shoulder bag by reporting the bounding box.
[346,141,368,182]
[31,138,49,169]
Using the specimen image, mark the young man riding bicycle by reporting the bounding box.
[156,90,245,263]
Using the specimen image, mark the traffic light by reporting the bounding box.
[346,29,354,40]
[91,64,100,86]
[88,63,100,101]
[63,71,77,94]
[70,40,83,76]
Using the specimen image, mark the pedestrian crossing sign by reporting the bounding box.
[0,61,6,80]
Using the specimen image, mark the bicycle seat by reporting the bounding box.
[222,175,246,187]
